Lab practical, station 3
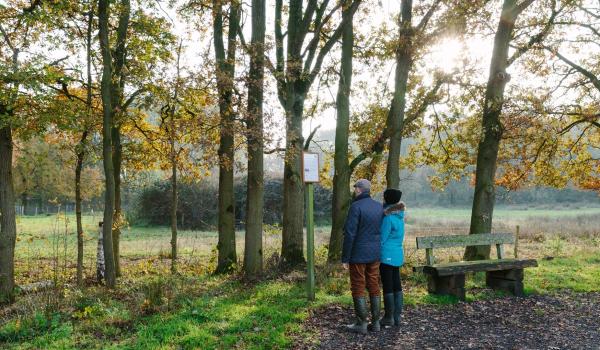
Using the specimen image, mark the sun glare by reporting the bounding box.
[429,38,465,74]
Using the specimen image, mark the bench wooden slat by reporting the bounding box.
[422,258,538,277]
[416,233,515,249]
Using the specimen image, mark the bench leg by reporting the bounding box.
[486,269,524,296]
[427,274,466,301]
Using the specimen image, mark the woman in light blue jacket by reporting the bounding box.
[380,189,405,327]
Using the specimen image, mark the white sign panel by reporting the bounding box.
[303,152,320,183]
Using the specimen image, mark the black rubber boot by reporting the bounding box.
[381,293,395,327]
[346,297,368,334]
[369,295,381,332]
[393,291,403,326]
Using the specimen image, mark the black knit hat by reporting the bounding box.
[383,189,402,205]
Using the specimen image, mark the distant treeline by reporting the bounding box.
[129,178,333,230]
[129,175,599,229]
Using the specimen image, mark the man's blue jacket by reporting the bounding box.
[341,192,384,264]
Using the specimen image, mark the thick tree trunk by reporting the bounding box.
[465,0,524,260]
[213,0,239,274]
[109,0,129,278]
[275,0,361,267]
[243,0,266,277]
[170,158,177,273]
[280,0,306,267]
[386,0,413,189]
[328,2,354,263]
[0,124,17,304]
[217,128,236,273]
[98,0,117,288]
[75,131,88,286]
[112,127,122,277]
[281,89,305,266]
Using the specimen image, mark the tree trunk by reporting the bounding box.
[112,126,122,277]
[0,124,16,304]
[465,0,525,260]
[281,88,305,266]
[21,192,28,216]
[328,1,354,263]
[213,0,240,274]
[386,0,413,189]
[109,0,129,278]
[243,0,266,277]
[76,5,93,286]
[275,0,361,267]
[280,0,306,267]
[75,131,88,286]
[98,0,117,288]
[170,157,177,274]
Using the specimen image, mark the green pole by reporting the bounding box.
[306,183,315,301]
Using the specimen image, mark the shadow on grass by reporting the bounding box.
[128,278,311,350]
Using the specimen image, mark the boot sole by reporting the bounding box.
[348,328,368,335]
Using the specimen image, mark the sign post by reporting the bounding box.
[302,152,319,301]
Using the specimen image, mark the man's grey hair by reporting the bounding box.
[354,179,371,193]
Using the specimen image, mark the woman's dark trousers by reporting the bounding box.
[380,263,403,326]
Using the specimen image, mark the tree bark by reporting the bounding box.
[98,0,117,288]
[328,0,354,263]
[76,5,94,286]
[213,0,239,274]
[170,155,177,274]
[109,0,129,278]
[281,87,306,266]
[386,0,413,189]
[280,0,307,267]
[0,123,16,304]
[75,130,88,286]
[274,0,361,267]
[112,127,122,277]
[465,0,528,260]
[243,0,266,277]
[21,193,28,216]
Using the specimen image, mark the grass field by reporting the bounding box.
[13,206,600,262]
[1,207,599,349]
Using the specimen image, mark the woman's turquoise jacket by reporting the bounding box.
[380,203,405,267]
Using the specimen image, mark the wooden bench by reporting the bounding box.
[414,233,537,301]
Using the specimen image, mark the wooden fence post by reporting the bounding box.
[514,225,520,258]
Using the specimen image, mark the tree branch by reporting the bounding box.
[515,0,535,16]
[274,0,287,104]
[416,0,442,33]
[546,46,600,92]
[123,88,145,110]
[303,124,321,150]
[264,147,286,154]
[507,0,559,66]
[300,0,319,42]
[560,116,600,134]
[306,0,361,87]
[302,0,334,71]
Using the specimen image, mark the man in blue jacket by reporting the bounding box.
[342,179,383,334]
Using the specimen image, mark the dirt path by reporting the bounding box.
[295,293,600,350]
